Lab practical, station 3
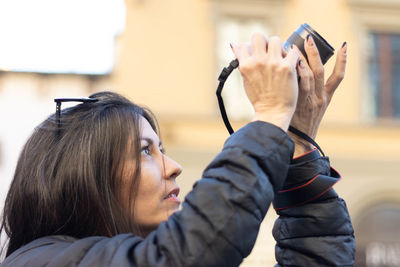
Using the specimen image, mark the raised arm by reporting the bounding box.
[273,36,355,266]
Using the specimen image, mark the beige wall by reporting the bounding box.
[113,0,216,118]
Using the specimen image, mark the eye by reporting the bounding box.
[141,145,151,156]
[160,146,166,154]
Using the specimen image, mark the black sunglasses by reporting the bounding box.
[54,97,98,137]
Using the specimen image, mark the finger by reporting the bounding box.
[251,32,268,57]
[284,45,300,69]
[282,48,287,58]
[293,45,308,68]
[231,43,250,63]
[294,45,315,92]
[267,36,283,60]
[325,42,348,95]
[304,35,325,88]
[297,59,314,89]
[297,58,314,91]
[230,43,239,59]
[282,45,288,58]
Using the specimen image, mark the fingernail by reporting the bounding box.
[307,35,314,46]
[230,43,233,49]
[290,44,294,49]
[298,59,305,69]
[342,41,347,55]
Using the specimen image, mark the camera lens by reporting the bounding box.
[283,23,334,65]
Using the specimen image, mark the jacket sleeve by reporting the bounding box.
[272,149,356,266]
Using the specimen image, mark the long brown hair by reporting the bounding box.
[1,91,158,256]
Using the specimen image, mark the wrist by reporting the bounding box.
[288,132,314,158]
[252,111,293,132]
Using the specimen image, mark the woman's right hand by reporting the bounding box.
[231,33,300,132]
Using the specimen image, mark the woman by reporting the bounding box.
[1,34,354,266]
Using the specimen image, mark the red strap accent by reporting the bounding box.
[278,175,319,193]
[273,167,342,211]
[275,175,341,211]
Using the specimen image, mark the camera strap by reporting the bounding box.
[217,59,239,135]
[217,59,325,157]
[288,126,325,157]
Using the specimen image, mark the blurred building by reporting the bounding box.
[0,0,399,266]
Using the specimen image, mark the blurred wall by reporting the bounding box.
[0,0,400,266]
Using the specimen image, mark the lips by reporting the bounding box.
[165,187,180,202]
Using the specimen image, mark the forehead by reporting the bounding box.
[139,116,159,141]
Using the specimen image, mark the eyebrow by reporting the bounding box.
[140,137,163,147]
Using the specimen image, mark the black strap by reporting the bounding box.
[273,173,339,211]
[288,126,325,157]
[216,59,239,135]
[273,148,339,210]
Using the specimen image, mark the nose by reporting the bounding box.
[163,155,182,180]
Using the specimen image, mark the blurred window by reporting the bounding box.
[216,18,270,120]
[368,32,400,119]
[212,0,286,122]
[0,0,125,75]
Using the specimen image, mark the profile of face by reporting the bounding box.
[122,116,182,235]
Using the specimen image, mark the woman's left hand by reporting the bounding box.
[290,36,348,156]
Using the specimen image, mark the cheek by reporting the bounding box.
[133,163,165,220]
[137,163,163,198]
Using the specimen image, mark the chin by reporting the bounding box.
[161,207,179,221]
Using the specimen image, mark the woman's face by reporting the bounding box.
[125,116,182,234]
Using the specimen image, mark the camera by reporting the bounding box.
[283,23,334,65]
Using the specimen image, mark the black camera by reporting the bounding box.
[283,23,334,65]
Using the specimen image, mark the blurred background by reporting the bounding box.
[0,0,399,266]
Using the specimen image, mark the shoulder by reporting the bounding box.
[1,234,142,267]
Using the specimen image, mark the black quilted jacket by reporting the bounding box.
[1,121,355,266]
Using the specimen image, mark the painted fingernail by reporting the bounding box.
[307,35,314,46]
[298,59,305,69]
[342,41,347,55]
[230,43,233,49]
[291,44,294,49]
